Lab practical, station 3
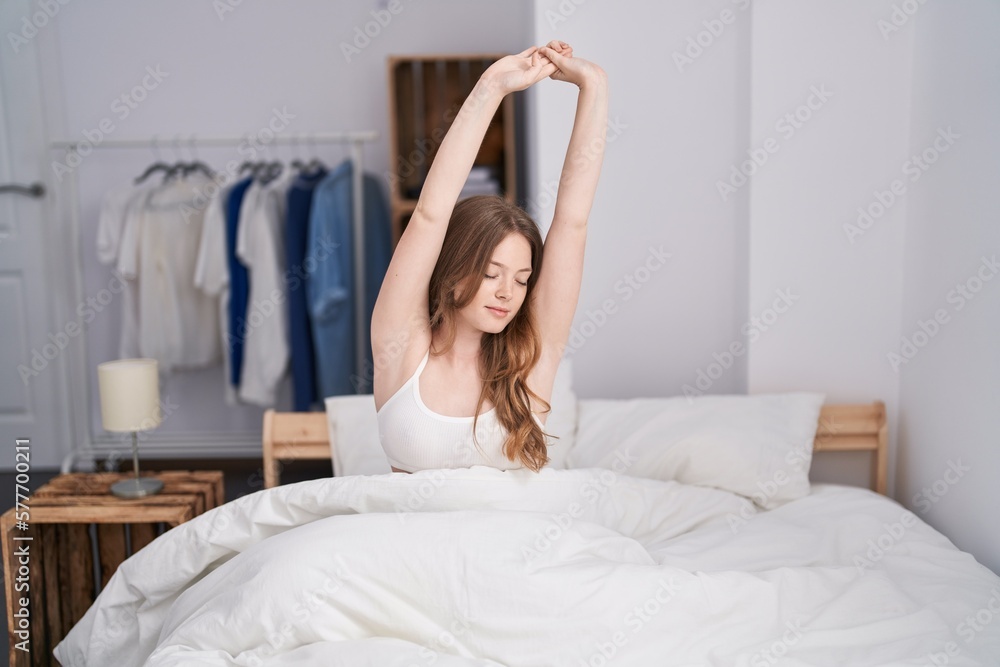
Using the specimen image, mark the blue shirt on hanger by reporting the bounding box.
[226,177,253,387]
[306,159,392,399]
[286,167,328,411]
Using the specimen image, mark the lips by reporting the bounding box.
[487,306,509,315]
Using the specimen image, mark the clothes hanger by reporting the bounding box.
[266,142,290,184]
[182,134,215,179]
[134,162,171,184]
[291,132,309,173]
[256,163,278,186]
[235,132,264,178]
[161,135,188,181]
[134,134,172,184]
[305,132,327,175]
[254,138,284,185]
[257,144,283,185]
[238,161,267,182]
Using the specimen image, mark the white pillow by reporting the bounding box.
[324,357,578,476]
[566,392,825,509]
[325,395,390,476]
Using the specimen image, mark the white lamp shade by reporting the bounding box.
[97,359,162,432]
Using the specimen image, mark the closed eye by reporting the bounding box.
[485,273,528,287]
[483,273,528,287]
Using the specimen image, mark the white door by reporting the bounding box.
[0,0,73,470]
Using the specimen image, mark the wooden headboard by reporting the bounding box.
[261,409,330,489]
[813,401,888,494]
[262,401,888,494]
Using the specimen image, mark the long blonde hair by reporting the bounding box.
[428,195,555,472]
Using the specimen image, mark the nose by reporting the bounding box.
[496,279,512,300]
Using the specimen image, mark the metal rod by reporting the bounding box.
[48,131,378,150]
[65,159,92,473]
[131,431,140,480]
[413,62,426,188]
[0,182,45,197]
[350,139,367,392]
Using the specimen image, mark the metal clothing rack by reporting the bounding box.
[49,130,378,472]
[0,182,45,197]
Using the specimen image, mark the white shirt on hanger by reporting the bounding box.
[194,181,240,405]
[119,174,221,373]
[193,182,229,297]
[235,170,295,407]
[97,180,155,359]
[97,181,141,264]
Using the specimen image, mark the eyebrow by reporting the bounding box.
[490,261,532,273]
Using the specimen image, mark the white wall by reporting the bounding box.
[745,3,913,493]
[528,0,885,485]
[529,0,998,573]
[895,0,1000,576]
[33,0,533,455]
[529,0,751,399]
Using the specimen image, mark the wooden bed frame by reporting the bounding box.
[262,401,888,494]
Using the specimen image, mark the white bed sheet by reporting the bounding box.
[53,467,1000,666]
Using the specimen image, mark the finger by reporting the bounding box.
[532,47,554,65]
[518,45,539,58]
[526,49,556,77]
[527,52,551,80]
[538,60,559,80]
[538,51,563,81]
[539,46,568,67]
[533,55,557,80]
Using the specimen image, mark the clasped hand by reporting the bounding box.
[485,40,606,96]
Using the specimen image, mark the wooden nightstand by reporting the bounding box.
[1,470,224,666]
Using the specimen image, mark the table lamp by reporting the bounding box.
[97,358,164,498]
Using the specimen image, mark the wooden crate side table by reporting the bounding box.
[1,470,224,667]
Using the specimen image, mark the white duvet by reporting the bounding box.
[53,467,1000,666]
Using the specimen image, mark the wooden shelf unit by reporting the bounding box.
[1,471,223,665]
[386,54,521,244]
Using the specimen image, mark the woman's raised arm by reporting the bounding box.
[530,43,609,356]
[372,47,557,359]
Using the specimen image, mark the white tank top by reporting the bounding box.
[377,349,543,472]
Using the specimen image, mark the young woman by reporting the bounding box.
[372,41,608,474]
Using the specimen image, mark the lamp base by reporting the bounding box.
[110,477,164,499]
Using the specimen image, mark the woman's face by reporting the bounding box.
[458,233,533,334]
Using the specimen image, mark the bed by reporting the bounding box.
[52,366,1000,666]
